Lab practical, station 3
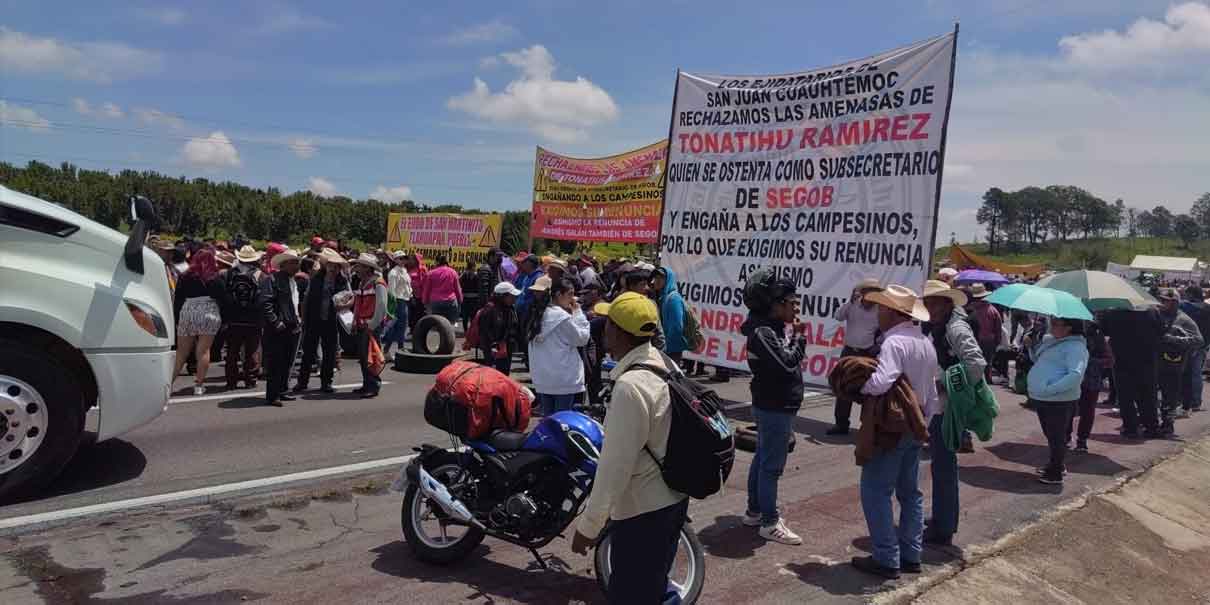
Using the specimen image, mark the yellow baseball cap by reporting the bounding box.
[592,291,660,337]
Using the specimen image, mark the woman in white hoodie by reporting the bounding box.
[527,277,591,415]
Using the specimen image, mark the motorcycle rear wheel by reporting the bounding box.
[401,453,486,564]
[593,522,705,604]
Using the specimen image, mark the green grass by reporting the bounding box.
[935,237,1208,272]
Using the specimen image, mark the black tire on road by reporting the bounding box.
[594,522,705,604]
[412,315,457,355]
[401,452,485,565]
[394,351,464,374]
[0,339,86,504]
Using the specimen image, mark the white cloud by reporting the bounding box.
[73,98,124,119]
[288,137,317,158]
[101,102,124,118]
[182,131,241,169]
[0,26,162,83]
[134,107,185,129]
[258,6,331,34]
[447,45,619,143]
[308,176,339,197]
[0,100,51,132]
[1059,2,1210,72]
[440,20,518,46]
[138,7,187,25]
[939,2,1210,237]
[370,184,413,203]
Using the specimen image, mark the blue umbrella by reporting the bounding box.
[985,283,1093,321]
[954,269,1009,285]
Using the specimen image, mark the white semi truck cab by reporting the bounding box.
[0,184,174,502]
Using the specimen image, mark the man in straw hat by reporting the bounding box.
[381,250,414,357]
[261,247,302,407]
[851,285,938,580]
[828,277,884,436]
[223,245,266,390]
[920,280,986,547]
[294,248,350,394]
[966,283,1003,385]
[571,292,687,604]
[350,253,389,398]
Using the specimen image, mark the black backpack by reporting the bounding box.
[623,362,735,499]
[227,265,260,311]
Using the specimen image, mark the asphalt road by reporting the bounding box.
[0,355,459,517]
[2,358,1208,604]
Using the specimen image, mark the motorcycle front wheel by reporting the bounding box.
[401,452,486,564]
[593,522,705,604]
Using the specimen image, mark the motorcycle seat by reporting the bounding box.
[486,430,528,451]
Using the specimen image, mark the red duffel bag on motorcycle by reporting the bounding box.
[424,361,533,439]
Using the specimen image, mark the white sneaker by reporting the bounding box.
[759,519,803,545]
[742,511,761,527]
[193,385,205,396]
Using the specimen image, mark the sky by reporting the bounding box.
[2,0,1209,243]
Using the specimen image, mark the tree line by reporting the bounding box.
[0,161,533,253]
[977,185,1210,253]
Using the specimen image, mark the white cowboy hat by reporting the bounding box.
[494,282,522,296]
[938,267,958,278]
[350,252,380,269]
[864,284,930,323]
[922,279,968,307]
[547,257,568,270]
[968,283,993,299]
[270,248,300,269]
[319,248,347,265]
[236,245,264,264]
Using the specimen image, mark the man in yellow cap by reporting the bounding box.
[571,292,687,604]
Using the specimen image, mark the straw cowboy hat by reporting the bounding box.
[319,248,347,265]
[528,275,553,292]
[864,284,930,323]
[968,283,992,299]
[855,277,883,293]
[350,252,380,270]
[922,279,968,307]
[235,245,264,264]
[270,247,301,269]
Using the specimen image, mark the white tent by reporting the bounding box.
[1130,255,1199,273]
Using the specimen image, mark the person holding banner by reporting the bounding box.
[741,274,807,546]
[828,278,884,436]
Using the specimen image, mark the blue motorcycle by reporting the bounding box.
[395,410,705,602]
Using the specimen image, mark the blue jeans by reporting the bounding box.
[1183,347,1206,410]
[860,433,923,569]
[746,407,794,525]
[538,392,579,416]
[382,300,409,351]
[928,414,959,538]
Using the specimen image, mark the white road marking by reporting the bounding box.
[0,454,416,535]
[169,382,392,404]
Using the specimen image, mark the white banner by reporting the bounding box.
[660,32,957,386]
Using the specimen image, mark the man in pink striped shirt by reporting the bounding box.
[422,254,463,326]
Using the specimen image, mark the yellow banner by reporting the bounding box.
[532,140,666,243]
[385,212,503,267]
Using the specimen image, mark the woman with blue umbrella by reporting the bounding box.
[987,285,1091,486]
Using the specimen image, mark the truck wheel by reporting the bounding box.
[412,315,457,355]
[0,339,85,503]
